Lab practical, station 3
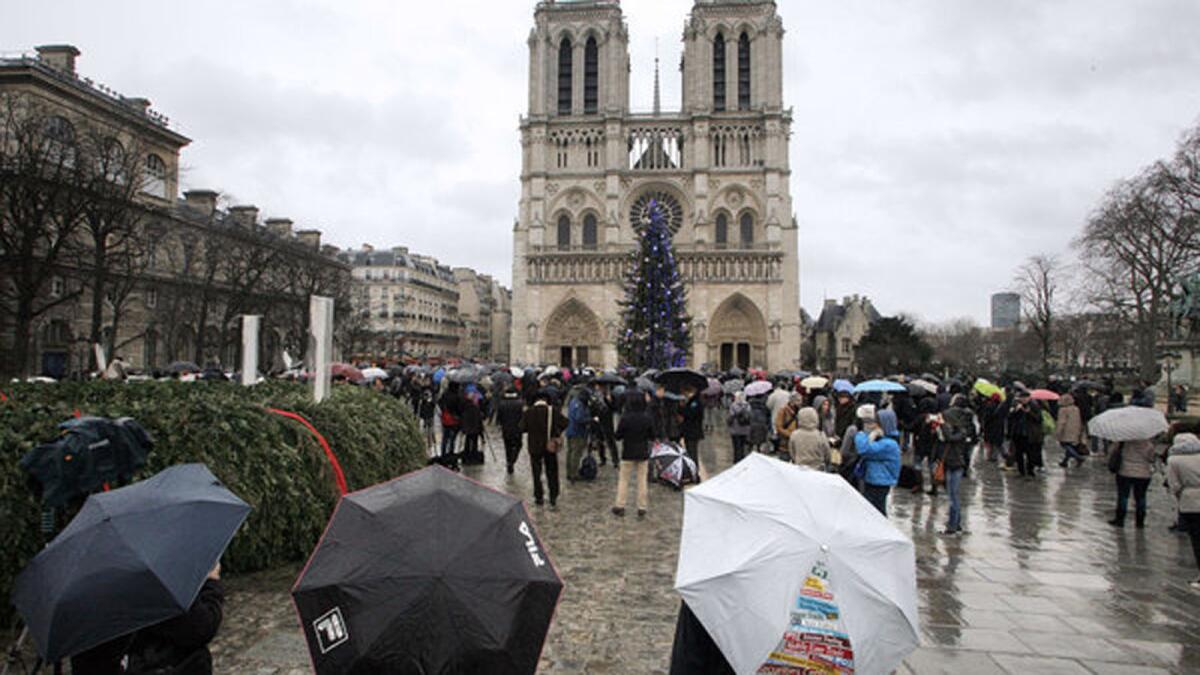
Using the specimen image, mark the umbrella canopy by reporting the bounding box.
[657,368,709,394]
[832,379,854,394]
[1030,389,1060,402]
[1073,380,1104,390]
[744,380,773,397]
[1088,406,1169,442]
[360,367,389,382]
[167,360,200,374]
[973,379,1003,399]
[704,378,723,396]
[919,373,942,384]
[595,373,627,386]
[722,379,745,394]
[799,376,829,390]
[852,379,907,394]
[635,376,657,392]
[509,366,525,378]
[651,442,698,487]
[293,467,563,674]
[904,383,929,398]
[727,367,745,378]
[911,379,939,395]
[449,366,482,384]
[675,454,918,675]
[13,464,250,662]
[330,363,364,383]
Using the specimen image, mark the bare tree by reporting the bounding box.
[0,94,88,377]
[1014,254,1060,379]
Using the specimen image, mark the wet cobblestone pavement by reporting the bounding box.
[212,424,1200,674]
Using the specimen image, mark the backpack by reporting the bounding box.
[578,450,598,481]
[734,407,751,427]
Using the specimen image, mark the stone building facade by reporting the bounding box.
[811,295,881,375]
[455,268,513,362]
[510,0,801,370]
[0,45,347,377]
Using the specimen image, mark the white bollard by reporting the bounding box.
[241,315,260,386]
[310,295,334,403]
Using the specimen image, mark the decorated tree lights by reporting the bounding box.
[618,199,693,369]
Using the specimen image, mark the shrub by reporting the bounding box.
[0,381,426,627]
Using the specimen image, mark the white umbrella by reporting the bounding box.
[911,379,939,395]
[361,367,389,382]
[675,454,918,675]
[799,376,829,390]
[1088,406,1169,441]
[744,380,773,397]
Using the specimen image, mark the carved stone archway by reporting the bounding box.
[708,293,767,370]
[543,298,602,368]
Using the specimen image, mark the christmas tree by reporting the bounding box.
[618,199,692,369]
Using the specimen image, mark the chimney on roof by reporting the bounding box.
[228,205,259,229]
[296,230,321,249]
[35,45,80,75]
[264,217,293,238]
[124,97,151,114]
[183,189,219,218]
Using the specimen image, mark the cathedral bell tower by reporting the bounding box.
[527,0,629,118]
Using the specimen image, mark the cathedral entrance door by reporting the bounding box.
[544,299,601,369]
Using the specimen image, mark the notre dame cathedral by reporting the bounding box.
[510,0,800,371]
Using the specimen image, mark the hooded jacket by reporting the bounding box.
[855,409,901,487]
[1167,433,1200,513]
[789,407,830,470]
[727,394,752,436]
[1054,393,1085,445]
[811,395,836,439]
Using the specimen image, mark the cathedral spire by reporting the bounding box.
[653,38,661,116]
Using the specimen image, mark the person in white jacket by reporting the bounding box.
[1167,433,1200,591]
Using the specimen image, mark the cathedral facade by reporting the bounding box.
[511,0,800,371]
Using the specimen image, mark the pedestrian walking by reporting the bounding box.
[496,387,525,474]
[418,388,436,452]
[1006,392,1042,478]
[914,397,940,496]
[726,391,752,463]
[855,408,901,516]
[938,395,974,536]
[681,389,706,473]
[1109,437,1160,529]
[1055,393,1087,467]
[438,384,463,458]
[774,394,804,458]
[1166,433,1200,589]
[613,391,655,518]
[460,394,484,465]
[747,392,772,455]
[789,407,830,471]
[522,392,567,509]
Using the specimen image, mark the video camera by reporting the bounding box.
[20,416,153,510]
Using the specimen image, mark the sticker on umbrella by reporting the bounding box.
[759,560,854,674]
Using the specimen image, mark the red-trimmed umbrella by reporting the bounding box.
[330,363,364,382]
[1030,389,1060,402]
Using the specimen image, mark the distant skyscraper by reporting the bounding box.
[991,293,1021,330]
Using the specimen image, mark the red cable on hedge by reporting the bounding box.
[266,408,348,496]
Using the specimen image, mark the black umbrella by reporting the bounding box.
[292,467,563,675]
[727,367,745,378]
[920,372,942,385]
[656,368,709,394]
[167,360,200,374]
[449,365,482,384]
[595,373,627,386]
[12,464,250,662]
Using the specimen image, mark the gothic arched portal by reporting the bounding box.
[542,298,602,368]
[708,293,767,370]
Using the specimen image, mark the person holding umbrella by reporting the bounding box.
[680,388,706,475]
[614,390,655,518]
[855,409,902,515]
[1055,393,1087,468]
[1108,436,1160,529]
[1006,391,1043,478]
[523,391,568,508]
[72,562,225,674]
[1166,433,1200,589]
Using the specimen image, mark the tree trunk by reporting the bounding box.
[89,240,107,370]
[12,301,34,378]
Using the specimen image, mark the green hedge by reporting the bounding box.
[0,381,426,627]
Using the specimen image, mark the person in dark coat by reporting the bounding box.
[913,396,940,495]
[438,384,463,457]
[833,391,857,439]
[521,393,568,509]
[981,394,1007,463]
[748,394,772,454]
[680,390,705,477]
[495,388,525,474]
[592,382,619,467]
[460,395,484,465]
[613,390,655,518]
[71,565,225,675]
[939,395,975,535]
[668,601,736,675]
[1006,392,1043,478]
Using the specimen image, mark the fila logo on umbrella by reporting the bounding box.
[314,607,350,654]
[519,521,545,567]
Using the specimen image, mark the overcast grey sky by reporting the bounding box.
[6,1,1200,324]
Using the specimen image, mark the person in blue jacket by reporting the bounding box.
[565,387,593,482]
[856,408,902,516]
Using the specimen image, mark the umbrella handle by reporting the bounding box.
[267,408,348,496]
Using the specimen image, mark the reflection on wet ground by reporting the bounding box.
[214,425,1200,674]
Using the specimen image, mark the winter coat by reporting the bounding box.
[439,390,463,428]
[775,402,802,441]
[812,395,836,439]
[1054,394,1085,445]
[748,398,771,445]
[522,401,567,457]
[71,579,225,675]
[1167,433,1200,513]
[654,397,682,440]
[982,397,1008,445]
[1006,402,1043,446]
[789,408,830,470]
[461,402,484,436]
[893,394,919,432]
[939,407,975,471]
[681,395,705,441]
[855,431,901,487]
[566,395,591,439]
[669,602,736,675]
[726,399,752,437]
[834,398,857,438]
[767,388,791,426]
[496,394,525,439]
[1117,439,1158,479]
[616,395,656,461]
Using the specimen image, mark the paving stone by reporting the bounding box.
[903,647,1005,674]
[990,654,1093,674]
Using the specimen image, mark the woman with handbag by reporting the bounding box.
[1108,436,1159,529]
[522,392,568,510]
